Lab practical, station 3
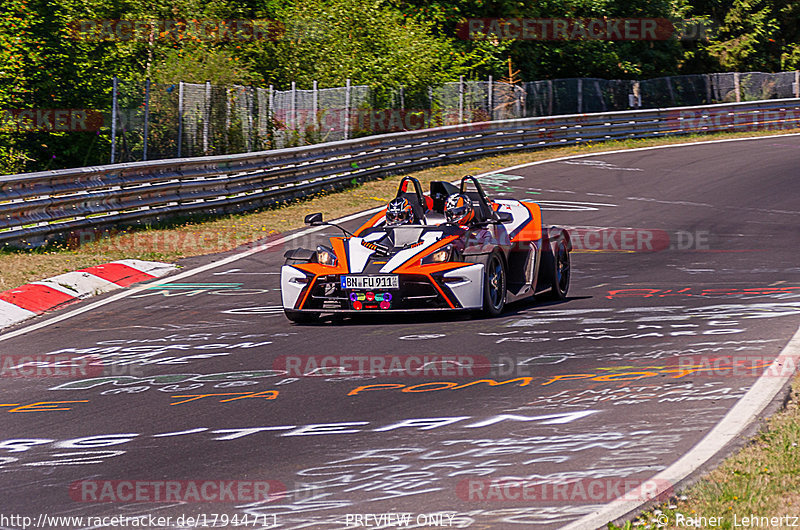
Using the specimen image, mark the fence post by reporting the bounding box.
[487,75,493,120]
[428,86,434,125]
[794,71,799,98]
[460,76,466,123]
[224,87,231,153]
[594,80,605,111]
[705,74,712,104]
[577,78,583,113]
[268,84,274,124]
[734,72,741,102]
[548,80,553,115]
[247,87,254,152]
[268,84,275,148]
[290,81,297,134]
[203,81,210,154]
[177,81,184,158]
[312,80,318,134]
[344,78,351,140]
[399,85,405,110]
[143,78,150,161]
[665,77,675,106]
[111,76,118,163]
[629,80,641,108]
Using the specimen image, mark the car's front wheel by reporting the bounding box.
[481,250,507,317]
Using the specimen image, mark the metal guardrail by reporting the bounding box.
[2,98,799,246]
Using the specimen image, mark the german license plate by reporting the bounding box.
[340,275,399,290]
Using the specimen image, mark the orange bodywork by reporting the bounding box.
[512,202,543,242]
[354,210,387,236]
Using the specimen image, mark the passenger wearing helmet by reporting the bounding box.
[445,193,475,225]
[385,197,415,226]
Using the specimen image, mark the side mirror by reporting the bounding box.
[494,211,513,223]
[304,212,323,225]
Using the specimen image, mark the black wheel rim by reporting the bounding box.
[556,244,570,294]
[488,255,504,309]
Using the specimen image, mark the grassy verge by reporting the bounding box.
[1,127,798,290]
[612,378,800,530]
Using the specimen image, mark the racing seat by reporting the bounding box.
[460,175,494,225]
[396,176,431,224]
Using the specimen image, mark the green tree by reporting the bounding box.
[0,0,45,173]
[247,0,506,91]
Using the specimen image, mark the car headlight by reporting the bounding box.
[316,245,338,267]
[422,244,452,264]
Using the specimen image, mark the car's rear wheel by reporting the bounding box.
[545,241,570,301]
[481,250,506,317]
[284,310,319,324]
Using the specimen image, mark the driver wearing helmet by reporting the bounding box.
[444,193,475,226]
[385,197,415,226]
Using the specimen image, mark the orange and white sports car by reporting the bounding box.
[280,176,571,322]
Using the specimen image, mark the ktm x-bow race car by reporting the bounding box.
[280,176,571,322]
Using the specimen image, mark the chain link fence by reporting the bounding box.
[113,80,371,162]
[112,70,800,163]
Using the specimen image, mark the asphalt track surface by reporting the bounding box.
[1,135,799,530]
